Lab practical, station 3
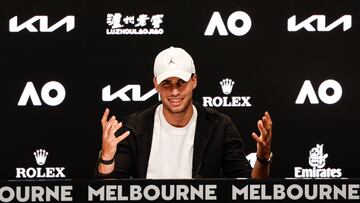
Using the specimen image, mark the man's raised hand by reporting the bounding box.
[251,111,272,159]
[100,108,130,161]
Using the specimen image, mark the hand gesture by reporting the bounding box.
[100,108,130,161]
[251,111,272,159]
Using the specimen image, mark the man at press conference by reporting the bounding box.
[94,46,273,179]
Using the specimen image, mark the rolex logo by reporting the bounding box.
[16,149,66,178]
[33,149,49,166]
[220,78,234,95]
[202,77,251,108]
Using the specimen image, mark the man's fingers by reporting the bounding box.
[110,121,123,135]
[103,116,116,139]
[253,114,272,157]
[257,119,272,144]
[262,116,271,133]
[109,120,118,134]
[101,108,110,129]
[251,132,260,142]
[252,132,265,146]
[263,111,273,140]
[265,111,272,121]
[263,111,273,130]
[114,131,130,144]
[257,120,267,137]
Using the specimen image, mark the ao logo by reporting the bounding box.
[18,81,66,106]
[204,11,251,36]
[295,79,342,104]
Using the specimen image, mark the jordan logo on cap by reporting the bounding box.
[168,57,175,65]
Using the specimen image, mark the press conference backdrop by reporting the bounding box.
[0,0,359,180]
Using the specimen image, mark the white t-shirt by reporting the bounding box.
[146,104,197,179]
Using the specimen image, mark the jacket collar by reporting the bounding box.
[192,102,217,178]
[123,103,158,178]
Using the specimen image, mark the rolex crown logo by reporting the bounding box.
[33,149,49,166]
[220,78,235,95]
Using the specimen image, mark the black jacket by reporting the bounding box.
[95,102,252,179]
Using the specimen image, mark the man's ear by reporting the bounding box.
[191,74,198,89]
[153,77,159,91]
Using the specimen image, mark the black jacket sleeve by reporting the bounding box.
[221,116,252,178]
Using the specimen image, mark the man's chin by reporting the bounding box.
[164,103,185,114]
[168,106,185,114]
[163,97,192,114]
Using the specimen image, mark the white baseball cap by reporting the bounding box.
[154,46,196,85]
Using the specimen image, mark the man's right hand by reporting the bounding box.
[98,108,130,174]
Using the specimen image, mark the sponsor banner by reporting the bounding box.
[106,13,164,35]
[294,144,342,178]
[202,78,252,108]
[287,15,352,32]
[15,149,66,179]
[9,16,75,32]
[204,11,252,36]
[295,80,342,105]
[18,81,66,106]
[0,179,359,202]
[102,84,158,102]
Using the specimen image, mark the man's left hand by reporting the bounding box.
[252,111,272,159]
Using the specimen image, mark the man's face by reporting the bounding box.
[154,75,197,115]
